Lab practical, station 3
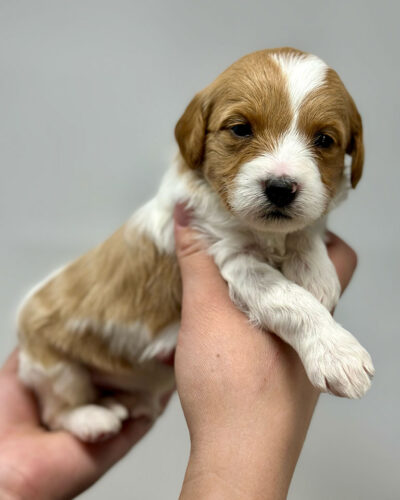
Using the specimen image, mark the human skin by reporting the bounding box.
[174,204,358,500]
[0,207,357,500]
[0,351,172,500]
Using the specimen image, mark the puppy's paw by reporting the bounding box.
[304,325,375,399]
[58,404,123,442]
[99,397,130,421]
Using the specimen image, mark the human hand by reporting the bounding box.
[173,204,357,500]
[0,351,170,500]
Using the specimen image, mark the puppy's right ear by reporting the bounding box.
[175,92,208,169]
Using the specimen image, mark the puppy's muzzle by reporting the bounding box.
[264,177,298,208]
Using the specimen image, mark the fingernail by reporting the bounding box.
[174,203,191,227]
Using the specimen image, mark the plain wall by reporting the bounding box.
[0,1,399,498]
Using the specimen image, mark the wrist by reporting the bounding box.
[180,466,247,500]
[181,449,261,500]
[181,384,319,500]
[182,430,288,500]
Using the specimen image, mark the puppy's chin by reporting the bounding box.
[236,209,320,234]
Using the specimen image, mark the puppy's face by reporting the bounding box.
[175,48,364,233]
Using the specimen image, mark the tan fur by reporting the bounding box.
[297,68,364,195]
[19,225,181,375]
[176,49,294,207]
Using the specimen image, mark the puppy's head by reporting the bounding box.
[175,48,363,233]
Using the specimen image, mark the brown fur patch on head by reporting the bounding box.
[346,92,364,188]
[176,49,297,207]
[297,68,364,194]
[175,93,208,169]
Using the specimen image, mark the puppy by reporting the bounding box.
[18,47,374,442]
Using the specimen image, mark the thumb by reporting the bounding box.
[174,203,228,302]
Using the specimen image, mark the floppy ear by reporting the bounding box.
[346,97,364,188]
[175,92,208,169]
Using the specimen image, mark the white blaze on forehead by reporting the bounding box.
[272,53,328,116]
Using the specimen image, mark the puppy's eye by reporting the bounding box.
[230,123,253,138]
[314,133,334,149]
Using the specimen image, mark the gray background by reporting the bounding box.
[0,1,399,498]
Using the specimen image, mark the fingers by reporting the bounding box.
[42,390,175,490]
[82,417,153,469]
[174,204,230,308]
[326,231,358,292]
[40,417,154,499]
[0,348,41,428]
[174,203,215,276]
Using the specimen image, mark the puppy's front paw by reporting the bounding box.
[304,325,375,399]
[58,404,123,442]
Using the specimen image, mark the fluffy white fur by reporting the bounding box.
[228,135,329,233]
[139,323,179,362]
[272,52,328,119]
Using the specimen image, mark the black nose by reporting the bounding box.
[264,178,298,208]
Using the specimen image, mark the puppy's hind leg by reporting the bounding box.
[18,346,127,442]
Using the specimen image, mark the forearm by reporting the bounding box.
[180,352,319,499]
[174,220,356,499]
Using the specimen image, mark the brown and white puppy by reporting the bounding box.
[18,47,374,442]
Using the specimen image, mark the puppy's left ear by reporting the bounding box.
[346,96,364,188]
[175,91,209,169]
